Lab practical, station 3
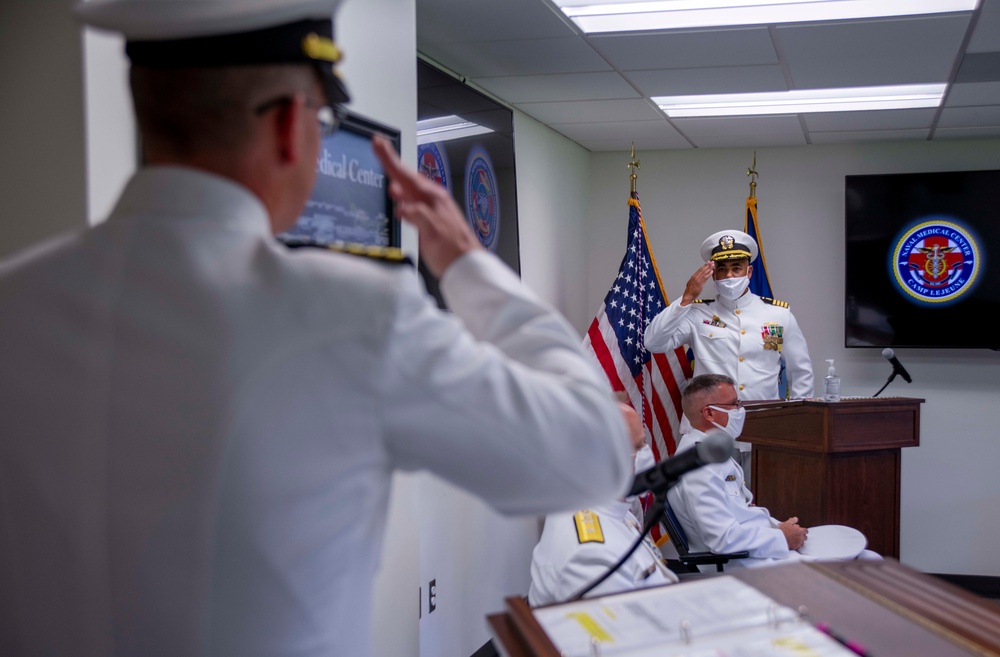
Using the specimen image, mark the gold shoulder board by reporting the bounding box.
[282,239,412,266]
[694,299,715,304]
[574,510,605,544]
[760,297,789,308]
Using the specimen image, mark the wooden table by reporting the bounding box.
[488,559,1000,657]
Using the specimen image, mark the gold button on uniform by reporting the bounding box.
[739,356,744,362]
[735,309,741,315]
[739,384,745,390]
[741,329,746,335]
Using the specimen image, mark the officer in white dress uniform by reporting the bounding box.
[644,230,814,402]
[644,230,814,473]
[529,404,679,606]
[0,2,631,656]
[667,375,809,569]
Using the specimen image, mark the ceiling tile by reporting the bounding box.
[955,52,1000,83]
[932,125,1000,139]
[946,80,1000,105]
[626,64,787,96]
[589,27,776,72]
[576,136,695,152]
[672,115,806,148]
[547,119,680,141]
[692,131,807,148]
[937,104,1000,127]
[472,72,639,103]
[415,0,1000,150]
[417,0,573,44]
[672,115,801,137]
[514,98,664,124]
[420,37,612,78]
[803,108,936,131]
[967,7,1000,53]
[809,129,930,144]
[775,15,971,88]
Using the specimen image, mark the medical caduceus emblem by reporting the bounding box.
[914,243,958,285]
[892,219,979,304]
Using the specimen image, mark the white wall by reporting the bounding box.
[82,28,134,225]
[514,110,596,332]
[336,1,422,655]
[412,111,594,657]
[587,140,1000,576]
[0,0,88,256]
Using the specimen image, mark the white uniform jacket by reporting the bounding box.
[644,292,814,401]
[0,167,632,657]
[528,501,678,607]
[666,430,800,569]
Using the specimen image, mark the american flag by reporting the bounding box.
[583,193,692,462]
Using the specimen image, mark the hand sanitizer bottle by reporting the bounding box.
[823,359,841,402]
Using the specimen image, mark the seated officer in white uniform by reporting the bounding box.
[0,1,632,655]
[667,374,879,569]
[529,403,679,606]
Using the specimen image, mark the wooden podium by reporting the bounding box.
[741,396,923,558]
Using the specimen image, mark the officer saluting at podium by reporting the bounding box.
[644,230,814,469]
[0,1,631,655]
[645,229,814,403]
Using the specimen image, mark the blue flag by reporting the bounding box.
[744,195,787,398]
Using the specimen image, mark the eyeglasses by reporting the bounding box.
[704,399,743,411]
[253,95,341,137]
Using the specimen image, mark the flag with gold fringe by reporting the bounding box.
[583,192,692,463]
[743,163,787,397]
[744,194,774,298]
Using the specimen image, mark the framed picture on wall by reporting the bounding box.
[279,111,401,248]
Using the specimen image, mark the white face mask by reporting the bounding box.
[633,444,656,473]
[709,405,746,440]
[714,275,750,300]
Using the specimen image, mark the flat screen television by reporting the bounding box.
[845,170,998,349]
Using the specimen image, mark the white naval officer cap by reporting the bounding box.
[700,230,758,263]
[74,0,350,106]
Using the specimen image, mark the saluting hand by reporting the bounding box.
[680,261,716,305]
[372,135,483,277]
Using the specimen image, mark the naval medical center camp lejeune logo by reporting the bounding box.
[464,147,500,251]
[891,218,980,304]
[416,142,450,192]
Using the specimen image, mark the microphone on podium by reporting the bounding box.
[881,348,912,384]
[627,430,734,497]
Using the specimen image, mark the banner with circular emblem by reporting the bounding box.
[464,146,500,251]
[416,142,450,192]
[891,218,981,305]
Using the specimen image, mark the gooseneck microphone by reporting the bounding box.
[627,429,734,496]
[882,348,913,384]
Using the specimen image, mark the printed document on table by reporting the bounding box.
[531,576,859,657]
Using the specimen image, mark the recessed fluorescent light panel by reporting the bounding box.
[653,84,947,117]
[554,0,978,33]
[416,115,494,145]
